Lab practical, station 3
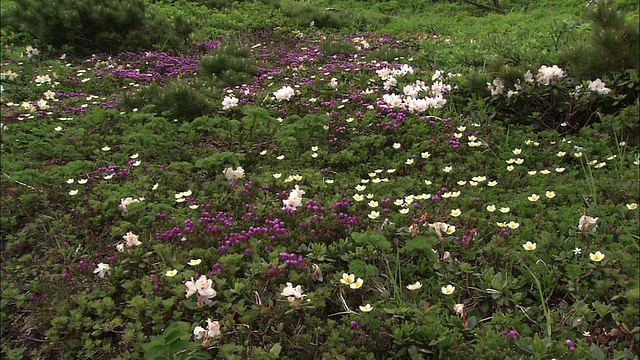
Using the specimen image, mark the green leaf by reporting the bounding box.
[163,327,184,345]
[402,236,436,261]
[351,232,392,251]
[143,344,167,360]
[589,343,606,360]
[167,339,191,354]
[67,339,82,348]
[269,343,282,357]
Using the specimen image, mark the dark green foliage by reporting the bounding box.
[5,0,193,55]
[183,0,280,10]
[199,44,259,87]
[122,80,218,122]
[281,3,390,31]
[561,0,639,79]
[365,45,415,62]
[319,40,359,57]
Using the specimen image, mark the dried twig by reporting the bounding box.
[3,172,45,193]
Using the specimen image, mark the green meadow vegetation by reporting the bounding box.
[1,0,638,358]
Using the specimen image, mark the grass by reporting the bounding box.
[1,0,639,359]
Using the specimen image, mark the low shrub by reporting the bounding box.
[5,0,193,55]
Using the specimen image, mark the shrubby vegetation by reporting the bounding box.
[1,0,638,359]
[4,0,194,54]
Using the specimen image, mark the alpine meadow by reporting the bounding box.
[0,0,638,358]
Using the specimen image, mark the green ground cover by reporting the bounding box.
[1,0,638,358]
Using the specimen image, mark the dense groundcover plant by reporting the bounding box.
[1,1,638,359]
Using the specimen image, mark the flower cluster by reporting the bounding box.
[116,232,142,252]
[428,221,456,240]
[94,263,110,278]
[340,273,364,289]
[118,196,144,214]
[223,166,245,181]
[273,85,295,101]
[587,78,611,95]
[282,185,305,211]
[536,65,564,86]
[185,275,217,307]
[578,215,598,233]
[222,95,239,110]
[193,318,221,345]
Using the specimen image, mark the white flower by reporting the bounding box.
[528,194,540,202]
[453,303,465,315]
[102,146,111,151]
[206,318,221,340]
[78,179,88,184]
[222,166,244,181]
[589,251,605,262]
[130,153,139,159]
[274,85,295,101]
[222,96,239,110]
[103,174,114,180]
[185,278,198,298]
[443,166,452,173]
[450,208,462,217]
[54,126,63,132]
[350,278,364,289]
[193,326,206,340]
[578,215,598,232]
[522,241,537,251]
[441,284,455,295]
[499,207,510,213]
[188,259,202,266]
[573,248,582,255]
[123,231,141,248]
[405,158,414,165]
[195,275,217,300]
[545,191,556,199]
[165,269,178,277]
[588,78,611,95]
[421,152,431,159]
[282,185,305,211]
[68,189,78,196]
[118,197,143,214]
[359,304,373,312]
[353,194,364,201]
[368,211,380,219]
[536,65,565,86]
[340,273,355,285]
[281,282,305,299]
[393,143,401,149]
[94,263,110,278]
[486,205,496,212]
[407,281,422,290]
[429,222,454,237]
[507,221,520,229]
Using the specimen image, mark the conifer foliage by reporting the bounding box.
[562,0,639,79]
[7,0,192,54]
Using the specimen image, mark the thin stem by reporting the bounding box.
[524,264,552,338]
